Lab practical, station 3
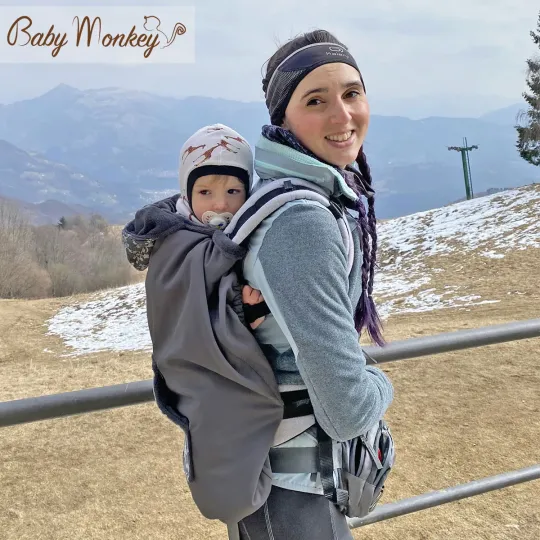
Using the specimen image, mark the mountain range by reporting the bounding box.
[0,84,537,224]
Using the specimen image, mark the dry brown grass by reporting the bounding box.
[403,245,539,305]
[1,260,539,539]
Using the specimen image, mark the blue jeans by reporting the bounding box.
[230,486,353,540]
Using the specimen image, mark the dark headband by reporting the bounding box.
[265,42,365,126]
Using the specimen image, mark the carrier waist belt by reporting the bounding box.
[269,446,320,473]
[273,389,316,446]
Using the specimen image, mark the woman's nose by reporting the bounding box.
[330,100,352,124]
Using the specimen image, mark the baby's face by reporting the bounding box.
[191,174,247,223]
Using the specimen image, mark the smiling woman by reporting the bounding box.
[231,29,395,540]
[281,63,369,168]
[264,38,370,168]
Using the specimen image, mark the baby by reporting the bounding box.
[176,123,266,329]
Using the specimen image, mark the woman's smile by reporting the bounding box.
[325,130,356,148]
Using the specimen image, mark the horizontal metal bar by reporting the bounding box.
[0,380,153,428]
[1,318,539,427]
[349,463,540,528]
[364,317,540,363]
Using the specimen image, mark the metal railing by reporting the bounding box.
[1,318,540,530]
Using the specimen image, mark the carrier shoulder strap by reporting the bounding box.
[228,178,355,325]
[224,178,346,246]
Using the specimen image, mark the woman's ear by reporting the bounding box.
[281,117,290,130]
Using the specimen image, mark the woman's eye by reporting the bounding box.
[346,90,361,99]
[307,98,322,106]
[199,190,209,195]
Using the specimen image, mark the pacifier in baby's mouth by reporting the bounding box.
[201,211,234,230]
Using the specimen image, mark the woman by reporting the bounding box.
[232,29,395,539]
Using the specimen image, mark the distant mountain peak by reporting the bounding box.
[44,83,82,96]
[479,102,528,126]
[0,138,28,156]
[0,87,537,223]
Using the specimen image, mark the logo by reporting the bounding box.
[0,6,195,64]
[142,16,187,52]
[326,44,348,58]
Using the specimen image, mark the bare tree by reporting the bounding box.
[0,202,135,299]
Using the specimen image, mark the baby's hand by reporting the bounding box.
[242,285,266,329]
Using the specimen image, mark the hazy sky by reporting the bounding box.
[0,0,538,118]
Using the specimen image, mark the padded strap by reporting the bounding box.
[271,393,338,504]
[271,389,337,502]
[225,178,336,244]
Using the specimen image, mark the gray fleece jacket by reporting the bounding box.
[242,135,394,494]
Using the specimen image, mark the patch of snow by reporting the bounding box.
[481,251,505,259]
[378,186,540,258]
[371,185,539,317]
[376,286,500,319]
[373,275,431,298]
[46,283,151,356]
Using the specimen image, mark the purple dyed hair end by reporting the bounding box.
[355,291,386,347]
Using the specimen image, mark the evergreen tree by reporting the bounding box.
[516,11,540,166]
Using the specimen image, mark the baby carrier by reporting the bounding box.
[122,177,395,525]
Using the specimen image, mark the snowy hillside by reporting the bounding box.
[47,184,540,355]
[374,183,539,318]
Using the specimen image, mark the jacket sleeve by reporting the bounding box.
[254,202,394,442]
